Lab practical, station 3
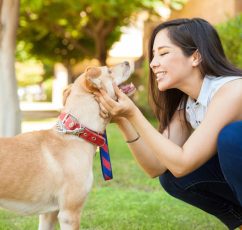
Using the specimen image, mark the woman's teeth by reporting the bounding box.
[156,71,166,80]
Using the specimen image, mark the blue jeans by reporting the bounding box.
[159,121,242,229]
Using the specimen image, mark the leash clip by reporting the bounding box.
[56,120,85,135]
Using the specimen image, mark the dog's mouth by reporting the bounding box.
[118,83,136,96]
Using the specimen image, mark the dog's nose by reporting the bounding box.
[124,61,130,66]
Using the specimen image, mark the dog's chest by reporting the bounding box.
[0,198,58,215]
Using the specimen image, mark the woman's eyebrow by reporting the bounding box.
[153,46,171,54]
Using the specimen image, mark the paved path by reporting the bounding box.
[20,102,60,133]
[20,102,62,120]
[20,102,62,111]
[22,120,56,133]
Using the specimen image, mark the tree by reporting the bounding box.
[216,14,242,69]
[17,0,162,82]
[0,0,21,136]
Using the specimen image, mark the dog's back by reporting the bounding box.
[0,130,94,215]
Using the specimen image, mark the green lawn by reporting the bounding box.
[0,122,227,230]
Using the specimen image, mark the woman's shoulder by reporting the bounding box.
[205,75,242,85]
[207,78,242,120]
[210,77,242,106]
[205,75,242,100]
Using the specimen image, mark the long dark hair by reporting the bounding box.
[148,18,242,133]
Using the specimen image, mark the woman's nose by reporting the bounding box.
[150,57,160,69]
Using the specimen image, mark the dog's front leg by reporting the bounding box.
[38,211,59,230]
[58,208,83,230]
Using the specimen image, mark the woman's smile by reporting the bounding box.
[156,71,167,82]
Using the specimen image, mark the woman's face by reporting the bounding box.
[150,29,195,92]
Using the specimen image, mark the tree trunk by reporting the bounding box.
[0,0,21,136]
[95,36,107,66]
[66,62,74,84]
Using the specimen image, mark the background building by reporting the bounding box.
[170,0,242,24]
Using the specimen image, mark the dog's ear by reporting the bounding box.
[86,66,101,79]
[85,67,102,89]
[63,84,73,105]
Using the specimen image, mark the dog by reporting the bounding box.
[0,61,135,230]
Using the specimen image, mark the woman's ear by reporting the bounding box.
[192,50,202,67]
[63,84,73,106]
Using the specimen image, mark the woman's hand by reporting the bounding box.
[94,83,137,122]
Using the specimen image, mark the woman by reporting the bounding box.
[95,18,242,229]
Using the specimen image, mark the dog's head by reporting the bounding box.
[84,61,135,99]
[63,61,136,107]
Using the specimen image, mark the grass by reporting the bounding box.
[0,121,227,230]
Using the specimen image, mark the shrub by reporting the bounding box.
[216,14,242,69]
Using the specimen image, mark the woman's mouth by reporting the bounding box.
[156,71,167,81]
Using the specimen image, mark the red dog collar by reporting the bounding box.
[57,113,105,147]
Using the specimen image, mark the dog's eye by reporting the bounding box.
[108,69,112,74]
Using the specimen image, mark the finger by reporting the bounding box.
[93,96,100,103]
[93,92,101,97]
[99,102,110,118]
[99,109,106,118]
[100,110,109,118]
[98,95,113,112]
[99,90,119,108]
[94,91,114,108]
[94,94,111,116]
[100,82,107,92]
[113,83,125,97]
[99,102,109,114]
[99,89,107,95]
[94,91,116,111]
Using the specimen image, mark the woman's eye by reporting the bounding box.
[160,52,168,56]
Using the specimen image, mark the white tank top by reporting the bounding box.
[185,75,242,129]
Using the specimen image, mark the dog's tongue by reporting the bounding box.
[119,83,136,96]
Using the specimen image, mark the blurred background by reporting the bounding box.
[0,1,242,229]
[0,0,241,135]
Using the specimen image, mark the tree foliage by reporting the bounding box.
[17,0,162,68]
[216,14,242,69]
[166,0,189,11]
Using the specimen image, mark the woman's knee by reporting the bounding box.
[159,171,185,198]
[217,121,242,154]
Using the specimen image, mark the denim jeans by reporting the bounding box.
[159,121,242,229]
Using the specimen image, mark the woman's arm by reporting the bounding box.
[116,117,166,177]
[163,108,193,146]
[114,109,192,177]
[128,84,242,177]
[96,80,242,177]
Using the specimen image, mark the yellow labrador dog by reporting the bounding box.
[0,61,135,230]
